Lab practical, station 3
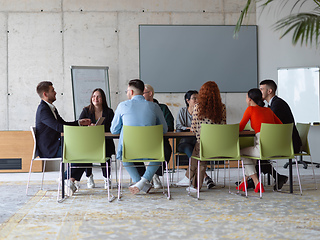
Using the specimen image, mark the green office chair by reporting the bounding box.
[243,123,302,198]
[175,137,226,188]
[284,123,317,190]
[191,124,242,200]
[240,123,274,186]
[118,125,170,200]
[239,122,255,149]
[61,125,114,202]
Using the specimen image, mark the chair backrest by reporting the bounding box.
[30,126,37,159]
[296,122,310,154]
[259,123,294,160]
[199,124,240,161]
[63,125,105,163]
[239,122,254,149]
[122,125,165,162]
[244,122,253,131]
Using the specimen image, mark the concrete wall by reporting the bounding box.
[257,1,320,82]
[0,0,255,131]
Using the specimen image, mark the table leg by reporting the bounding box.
[61,136,64,199]
[289,159,293,193]
[62,162,65,198]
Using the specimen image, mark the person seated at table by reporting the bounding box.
[35,81,91,196]
[259,79,300,190]
[176,90,215,189]
[238,88,282,193]
[110,79,168,195]
[78,88,116,190]
[184,81,226,192]
[143,84,174,189]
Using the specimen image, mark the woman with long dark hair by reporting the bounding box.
[79,88,115,189]
[238,88,282,193]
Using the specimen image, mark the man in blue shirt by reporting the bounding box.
[111,79,168,194]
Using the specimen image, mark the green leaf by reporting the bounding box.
[274,11,320,46]
[235,0,320,47]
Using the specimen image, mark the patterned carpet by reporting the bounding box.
[1,178,320,240]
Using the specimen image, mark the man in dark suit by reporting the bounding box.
[35,81,91,195]
[259,79,302,190]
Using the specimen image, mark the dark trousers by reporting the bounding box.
[256,160,283,180]
[64,163,87,181]
[85,159,111,178]
[65,159,111,181]
[155,139,172,176]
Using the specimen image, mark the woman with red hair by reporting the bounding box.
[187,81,226,192]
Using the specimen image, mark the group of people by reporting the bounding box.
[35,78,301,196]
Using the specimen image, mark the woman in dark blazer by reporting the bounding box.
[79,88,115,189]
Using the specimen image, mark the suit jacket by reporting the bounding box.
[35,100,78,158]
[79,106,116,157]
[153,99,174,132]
[270,96,302,153]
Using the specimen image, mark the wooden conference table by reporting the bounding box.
[61,130,295,198]
[104,130,255,138]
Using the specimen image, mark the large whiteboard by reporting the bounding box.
[278,67,320,123]
[71,66,110,119]
[139,25,258,93]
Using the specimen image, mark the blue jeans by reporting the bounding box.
[177,142,195,158]
[123,161,160,182]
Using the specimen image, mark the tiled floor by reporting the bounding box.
[1,162,320,239]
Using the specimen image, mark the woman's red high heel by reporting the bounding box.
[236,181,248,192]
[254,182,265,193]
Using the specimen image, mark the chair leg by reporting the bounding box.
[107,161,110,200]
[106,162,115,202]
[165,161,171,200]
[223,161,226,187]
[309,156,317,190]
[41,160,46,190]
[273,160,277,188]
[197,160,200,200]
[171,138,177,183]
[237,160,240,193]
[258,160,262,198]
[26,159,34,195]
[187,157,191,196]
[228,160,231,193]
[61,162,65,200]
[241,160,248,197]
[117,162,122,201]
[57,160,62,202]
[114,157,118,186]
[216,162,220,183]
[66,163,69,180]
[177,154,180,183]
[294,158,303,195]
[161,162,165,194]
